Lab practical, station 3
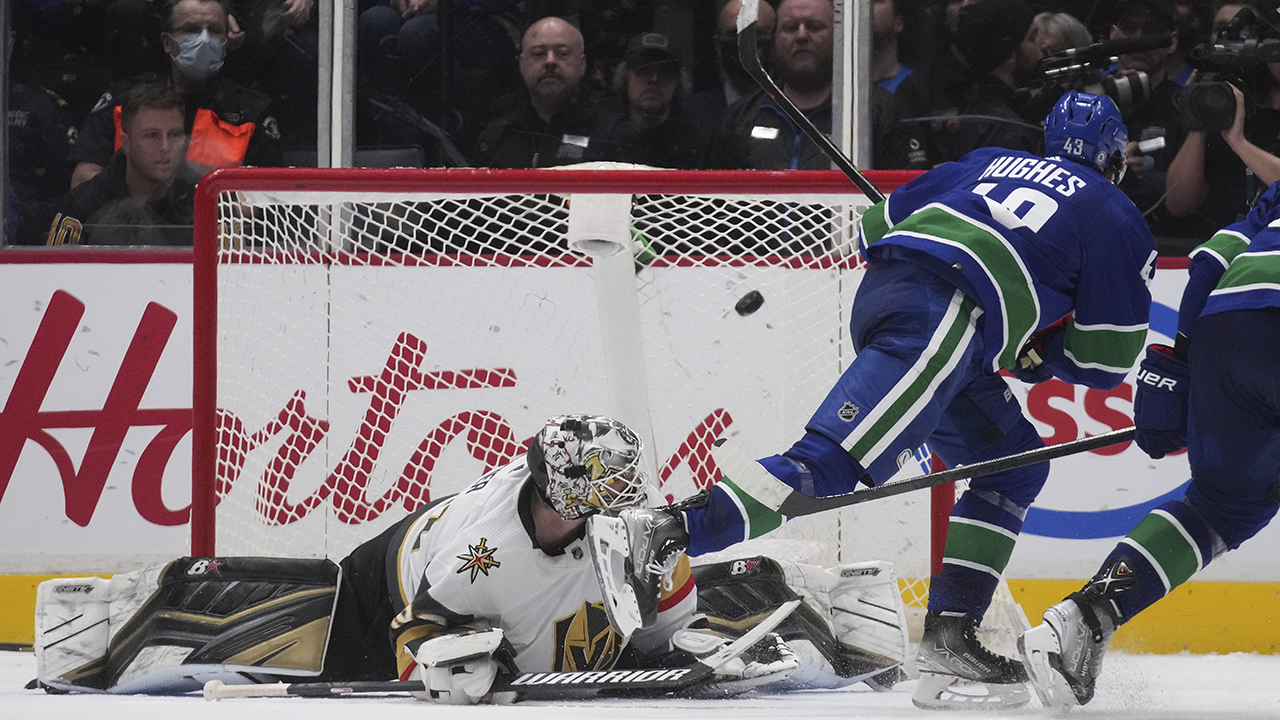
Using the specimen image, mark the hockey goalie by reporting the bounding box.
[33,414,908,701]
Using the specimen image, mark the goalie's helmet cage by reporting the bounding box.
[527,414,651,520]
[1043,90,1129,179]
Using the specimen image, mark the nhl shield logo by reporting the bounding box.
[838,401,860,422]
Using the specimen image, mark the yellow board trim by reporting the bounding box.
[1007,579,1280,655]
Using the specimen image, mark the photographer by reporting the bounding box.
[1105,0,1188,234]
[1165,2,1280,250]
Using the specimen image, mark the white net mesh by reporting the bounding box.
[196,168,938,615]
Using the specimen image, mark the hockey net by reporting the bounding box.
[192,166,960,641]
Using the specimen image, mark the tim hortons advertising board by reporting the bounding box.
[1,255,1277,579]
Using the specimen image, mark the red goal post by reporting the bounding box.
[190,167,949,616]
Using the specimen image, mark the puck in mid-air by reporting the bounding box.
[735,290,764,316]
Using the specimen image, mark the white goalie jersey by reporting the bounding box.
[389,457,698,677]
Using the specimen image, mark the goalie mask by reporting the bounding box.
[527,414,650,520]
[1044,90,1129,183]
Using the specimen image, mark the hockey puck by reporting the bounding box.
[735,290,764,316]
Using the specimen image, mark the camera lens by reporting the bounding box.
[1181,82,1237,133]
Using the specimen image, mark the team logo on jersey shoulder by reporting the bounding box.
[456,537,501,582]
[838,401,860,422]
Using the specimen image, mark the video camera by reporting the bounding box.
[1182,8,1280,133]
[1017,33,1172,122]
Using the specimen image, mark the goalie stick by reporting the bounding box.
[203,598,802,702]
[736,0,885,203]
[721,427,1135,517]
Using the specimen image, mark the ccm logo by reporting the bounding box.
[1136,368,1178,390]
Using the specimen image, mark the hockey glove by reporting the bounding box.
[414,628,518,705]
[1011,315,1071,384]
[1132,344,1190,459]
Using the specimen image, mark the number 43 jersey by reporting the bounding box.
[858,146,1158,390]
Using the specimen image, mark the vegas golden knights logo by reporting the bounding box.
[552,602,623,672]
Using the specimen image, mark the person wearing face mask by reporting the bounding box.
[67,0,282,190]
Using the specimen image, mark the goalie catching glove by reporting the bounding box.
[414,628,519,705]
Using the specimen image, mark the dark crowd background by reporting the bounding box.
[5,0,1276,254]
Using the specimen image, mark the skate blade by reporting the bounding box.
[1018,625,1076,715]
[911,672,1030,711]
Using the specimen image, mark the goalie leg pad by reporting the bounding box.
[828,561,910,672]
[37,557,341,694]
[35,576,115,692]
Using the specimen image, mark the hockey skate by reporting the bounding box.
[1019,564,1127,712]
[912,611,1030,711]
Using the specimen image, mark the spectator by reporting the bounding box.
[472,16,639,168]
[1164,2,1280,252]
[894,0,978,166]
[1032,11,1092,58]
[947,0,1045,159]
[613,32,701,169]
[6,27,78,245]
[356,0,520,135]
[221,0,321,148]
[9,0,116,125]
[684,0,778,149]
[702,0,837,169]
[872,0,912,94]
[68,0,282,189]
[47,83,201,246]
[1105,0,1187,235]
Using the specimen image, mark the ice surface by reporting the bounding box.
[4,650,1278,720]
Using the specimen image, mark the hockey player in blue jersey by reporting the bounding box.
[604,90,1159,711]
[1019,177,1280,712]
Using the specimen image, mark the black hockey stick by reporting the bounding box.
[755,427,1136,517]
[204,598,802,701]
[736,0,885,203]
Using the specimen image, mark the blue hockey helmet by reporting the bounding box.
[1044,91,1129,181]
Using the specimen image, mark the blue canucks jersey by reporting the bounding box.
[1179,179,1280,341]
[858,146,1158,388]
